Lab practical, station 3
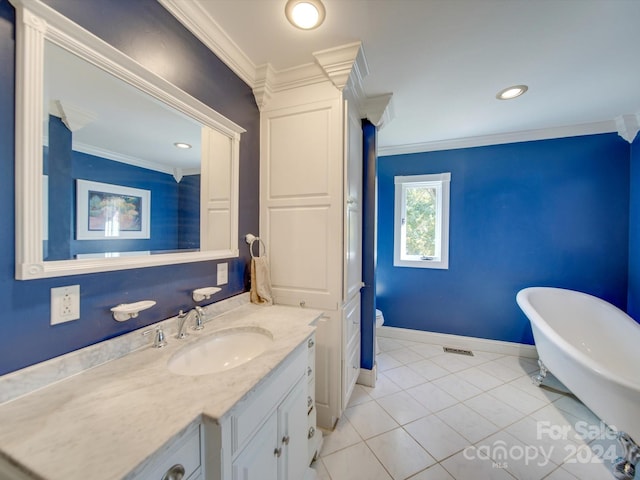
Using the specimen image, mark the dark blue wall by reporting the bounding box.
[45,144,199,257]
[69,151,196,257]
[377,134,630,344]
[178,174,201,250]
[47,115,74,260]
[0,0,259,376]
[627,134,640,318]
[360,120,377,370]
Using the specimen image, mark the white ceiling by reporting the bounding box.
[163,0,640,154]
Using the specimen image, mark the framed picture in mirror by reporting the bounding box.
[76,179,150,240]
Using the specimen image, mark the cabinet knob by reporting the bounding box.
[307,338,315,348]
[274,447,282,457]
[308,426,316,439]
[299,300,306,307]
[282,435,290,445]
[307,366,313,376]
[161,464,185,480]
[307,396,313,407]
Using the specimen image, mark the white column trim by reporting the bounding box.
[615,113,640,143]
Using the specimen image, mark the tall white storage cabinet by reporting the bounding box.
[258,44,365,429]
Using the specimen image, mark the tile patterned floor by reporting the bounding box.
[311,336,636,480]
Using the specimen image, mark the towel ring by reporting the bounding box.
[249,237,266,259]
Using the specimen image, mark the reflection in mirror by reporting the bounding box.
[44,41,202,261]
[13,0,244,279]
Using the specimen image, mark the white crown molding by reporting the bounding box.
[155,2,385,120]
[252,63,276,110]
[313,41,366,92]
[42,135,200,177]
[157,0,256,87]
[378,120,617,156]
[615,113,640,143]
[71,141,195,176]
[49,100,96,132]
[362,94,395,129]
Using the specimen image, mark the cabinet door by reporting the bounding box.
[232,414,278,480]
[278,377,309,480]
[260,97,344,311]
[343,98,363,302]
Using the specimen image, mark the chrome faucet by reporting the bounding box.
[176,306,205,339]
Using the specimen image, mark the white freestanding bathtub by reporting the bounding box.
[517,287,640,479]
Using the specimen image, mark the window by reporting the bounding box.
[394,173,450,269]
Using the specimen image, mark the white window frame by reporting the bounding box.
[393,173,451,269]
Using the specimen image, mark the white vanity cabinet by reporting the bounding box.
[231,376,307,480]
[258,49,365,429]
[131,423,203,480]
[204,333,318,480]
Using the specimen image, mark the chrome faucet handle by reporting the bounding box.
[154,326,167,348]
[143,326,167,348]
[193,306,205,331]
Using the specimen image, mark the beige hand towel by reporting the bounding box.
[250,256,273,305]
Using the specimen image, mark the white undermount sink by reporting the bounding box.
[167,327,273,376]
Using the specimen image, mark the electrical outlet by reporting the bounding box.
[51,285,80,325]
[217,262,228,286]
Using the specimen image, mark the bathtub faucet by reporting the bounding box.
[176,306,205,339]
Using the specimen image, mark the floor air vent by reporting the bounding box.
[443,346,474,356]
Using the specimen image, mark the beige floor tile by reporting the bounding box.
[436,403,500,443]
[376,390,430,425]
[407,464,455,480]
[343,399,399,439]
[406,382,459,413]
[322,442,392,480]
[367,427,436,480]
[320,415,362,456]
[405,415,471,461]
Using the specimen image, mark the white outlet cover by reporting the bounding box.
[51,285,80,325]
[217,262,228,286]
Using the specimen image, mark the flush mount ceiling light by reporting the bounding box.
[496,84,529,100]
[173,142,192,149]
[285,0,326,30]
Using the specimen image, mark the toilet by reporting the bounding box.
[375,309,385,354]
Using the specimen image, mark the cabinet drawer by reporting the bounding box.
[343,295,360,347]
[231,344,307,456]
[307,406,318,464]
[342,340,360,409]
[306,379,315,415]
[307,336,316,379]
[131,424,201,480]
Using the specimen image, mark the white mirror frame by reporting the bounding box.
[12,0,243,280]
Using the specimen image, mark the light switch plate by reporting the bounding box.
[51,285,80,325]
[217,262,228,286]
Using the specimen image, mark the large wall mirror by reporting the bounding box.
[12,0,244,280]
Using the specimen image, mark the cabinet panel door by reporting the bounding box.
[232,414,278,480]
[260,97,343,311]
[278,377,309,480]
[343,99,363,302]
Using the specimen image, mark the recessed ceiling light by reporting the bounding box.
[174,142,192,149]
[496,85,528,100]
[285,0,326,30]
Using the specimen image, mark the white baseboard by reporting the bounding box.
[377,326,538,358]
[356,363,377,387]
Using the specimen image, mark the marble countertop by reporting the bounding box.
[0,301,320,480]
